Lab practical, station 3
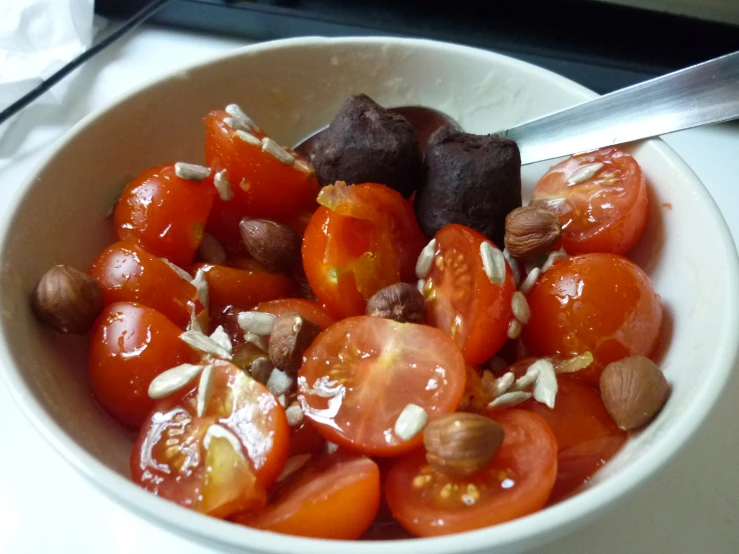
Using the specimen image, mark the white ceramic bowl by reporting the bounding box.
[1,37,737,554]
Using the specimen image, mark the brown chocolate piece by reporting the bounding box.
[414,126,522,246]
[311,94,423,198]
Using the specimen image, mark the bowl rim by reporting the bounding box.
[1,35,738,553]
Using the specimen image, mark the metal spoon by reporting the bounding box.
[295,51,739,165]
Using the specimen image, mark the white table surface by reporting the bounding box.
[1,25,738,554]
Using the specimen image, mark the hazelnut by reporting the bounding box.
[268,312,321,375]
[31,265,104,334]
[504,206,561,259]
[366,282,425,324]
[239,218,301,273]
[195,232,227,265]
[600,356,670,431]
[424,412,504,477]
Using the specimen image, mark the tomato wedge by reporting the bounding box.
[425,224,516,366]
[386,410,557,537]
[234,455,380,539]
[530,147,648,255]
[131,360,289,517]
[298,316,466,457]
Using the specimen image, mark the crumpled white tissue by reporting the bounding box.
[0,0,97,109]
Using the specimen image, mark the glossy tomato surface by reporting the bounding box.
[522,253,662,386]
[531,148,648,255]
[256,298,335,330]
[302,182,427,319]
[386,410,557,536]
[298,316,466,457]
[89,241,201,329]
[115,163,216,266]
[89,302,195,427]
[234,454,380,539]
[425,224,516,366]
[131,361,289,517]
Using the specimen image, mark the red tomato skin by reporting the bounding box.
[89,241,201,329]
[115,163,217,267]
[256,298,335,330]
[522,253,662,386]
[89,302,196,427]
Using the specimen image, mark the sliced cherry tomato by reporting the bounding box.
[233,455,380,539]
[530,148,648,255]
[522,253,662,386]
[192,263,296,323]
[89,241,201,329]
[287,419,327,458]
[131,360,289,517]
[89,302,196,427]
[256,298,335,330]
[386,409,557,537]
[298,316,466,457]
[520,376,627,503]
[302,182,427,319]
[115,163,216,266]
[424,224,516,366]
[203,110,319,251]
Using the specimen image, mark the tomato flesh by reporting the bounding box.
[386,410,557,536]
[425,224,516,366]
[115,163,216,266]
[298,316,466,457]
[89,302,196,427]
[522,253,662,386]
[531,148,648,255]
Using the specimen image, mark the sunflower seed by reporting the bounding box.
[493,371,515,397]
[174,162,211,181]
[507,318,522,339]
[277,394,287,407]
[235,129,262,146]
[196,233,227,265]
[286,404,304,427]
[555,352,594,374]
[243,332,268,352]
[503,248,521,286]
[541,249,568,273]
[394,403,428,441]
[277,454,311,482]
[180,330,232,359]
[209,325,233,355]
[105,194,121,218]
[161,258,193,282]
[214,169,233,201]
[294,159,313,174]
[188,304,203,333]
[510,366,540,392]
[530,359,558,408]
[237,311,276,336]
[196,364,216,417]
[488,391,532,409]
[417,279,426,295]
[567,162,604,185]
[415,239,437,279]
[267,368,293,397]
[326,441,339,454]
[148,363,205,399]
[480,242,506,285]
[225,103,256,130]
[262,137,295,166]
[192,268,209,310]
[223,116,253,134]
[511,291,531,324]
[519,267,541,296]
[203,424,246,461]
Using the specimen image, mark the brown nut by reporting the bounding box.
[239,218,302,273]
[246,355,274,385]
[31,265,104,334]
[268,312,322,375]
[600,356,670,431]
[504,206,561,259]
[366,282,425,324]
[423,412,504,477]
[195,232,227,265]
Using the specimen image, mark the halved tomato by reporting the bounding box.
[233,454,380,539]
[131,360,289,517]
[385,409,557,537]
[425,224,516,366]
[298,316,466,457]
[530,148,648,255]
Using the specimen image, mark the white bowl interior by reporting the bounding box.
[0,37,737,554]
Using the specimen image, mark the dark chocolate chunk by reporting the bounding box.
[311,94,423,198]
[414,126,522,246]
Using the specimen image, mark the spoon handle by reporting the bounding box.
[502,51,739,165]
